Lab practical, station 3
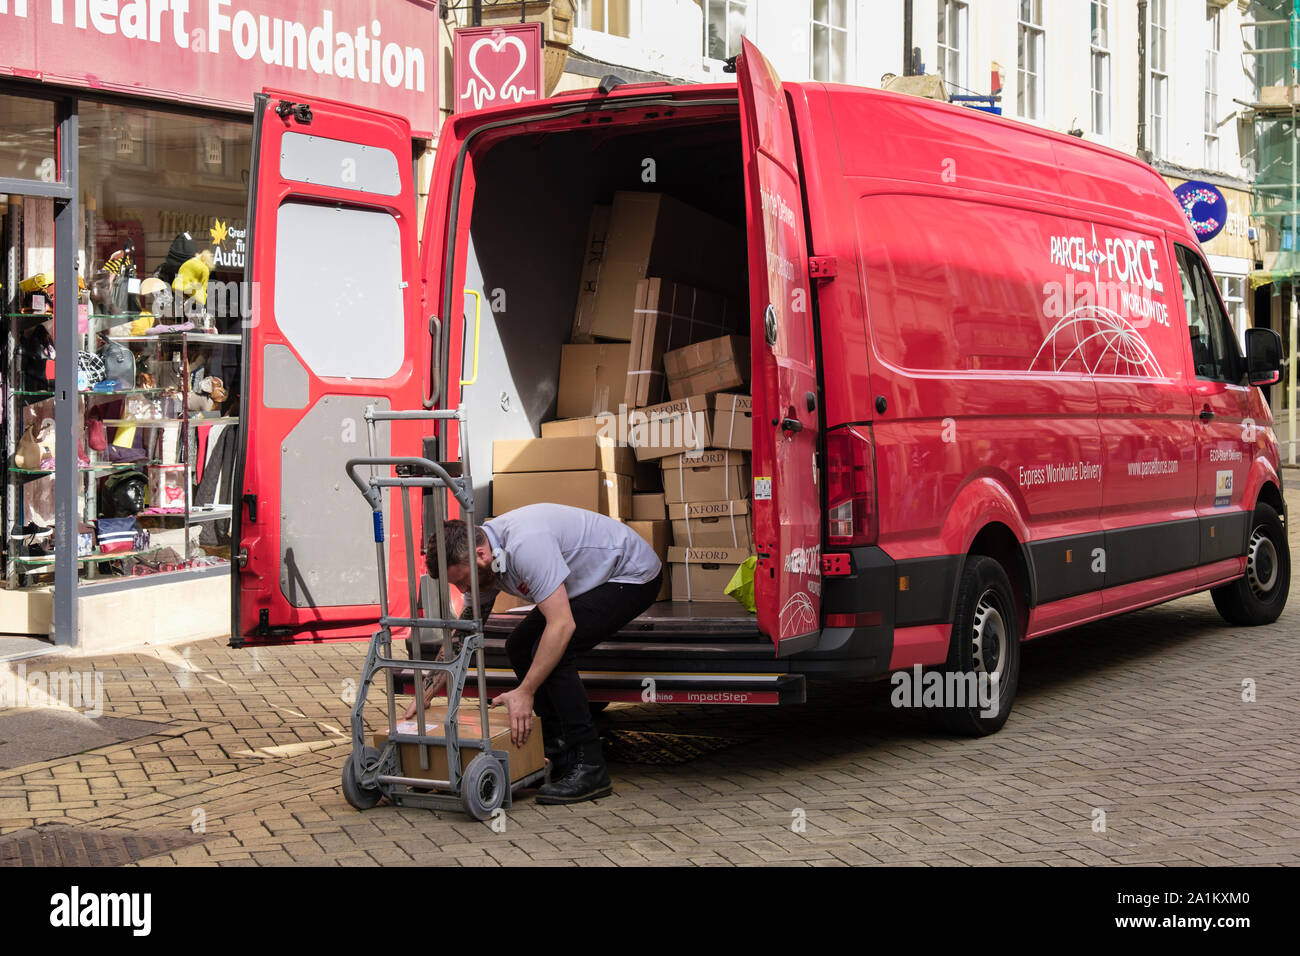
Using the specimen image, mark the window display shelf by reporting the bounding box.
[137,504,231,522]
[10,461,165,476]
[13,545,167,567]
[99,416,239,427]
[107,331,241,344]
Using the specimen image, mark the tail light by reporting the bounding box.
[826,426,877,546]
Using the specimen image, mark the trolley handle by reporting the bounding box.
[345,457,472,513]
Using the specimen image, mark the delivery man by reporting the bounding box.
[409,503,663,805]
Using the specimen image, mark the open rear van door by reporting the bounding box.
[736,39,824,654]
[232,91,427,645]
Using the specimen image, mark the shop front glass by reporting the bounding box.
[3,90,249,594]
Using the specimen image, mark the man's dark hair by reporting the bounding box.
[429,519,486,576]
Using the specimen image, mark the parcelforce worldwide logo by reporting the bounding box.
[1050,224,1164,295]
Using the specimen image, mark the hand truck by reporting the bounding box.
[340,405,548,819]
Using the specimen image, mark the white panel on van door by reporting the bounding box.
[273,202,405,380]
[279,132,402,196]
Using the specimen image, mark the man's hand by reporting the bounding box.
[401,671,447,722]
[491,687,535,746]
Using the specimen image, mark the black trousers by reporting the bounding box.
[505,572,663,750]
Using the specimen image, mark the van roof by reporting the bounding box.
[813,81,1193,236]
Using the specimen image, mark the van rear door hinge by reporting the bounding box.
[808,255,837,279]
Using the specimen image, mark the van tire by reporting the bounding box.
[930,556,1021,737]
[1211,503,1290,626]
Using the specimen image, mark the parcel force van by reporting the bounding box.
[232,40,1289,735]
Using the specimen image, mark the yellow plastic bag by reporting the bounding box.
[724,555,758,613]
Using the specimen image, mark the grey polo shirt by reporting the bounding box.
[482,503,661,603]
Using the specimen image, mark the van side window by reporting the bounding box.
[1174,245,1243,383]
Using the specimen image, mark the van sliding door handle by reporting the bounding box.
[1199,406,1216,422]
[774,417,803,433]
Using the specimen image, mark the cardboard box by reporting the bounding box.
[540,415,604,438]
[627,278,742,408]
[371,703,545,784]
[493,470,632,520]
[664,335,750,400]
[557,343,631,419]
[668,498,752,549]
[492,590,534,613]
[587,192,746,341]
[570,203,612,342]
[627,519,671,601]
[710,394,752,451]
[493,435,634,477]
[632,492,667,521]
[668,545,750,603]
[631,394,711,461]
[661,450,751,504]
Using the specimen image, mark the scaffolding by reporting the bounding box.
[1242,1,1300,463]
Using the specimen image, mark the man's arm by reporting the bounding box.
[493,583,574,746]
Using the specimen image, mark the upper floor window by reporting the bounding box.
[1205,4,1221,169]
[577,0,630,39]
[1017,0,1045,120]
[1149,0,1169,157]
[938,0,969,91]
[1091,0,1111,137]
[698,0,749,61]
[813,0,849,82]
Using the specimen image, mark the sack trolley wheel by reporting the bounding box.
[342,746,384,811]
[461,753,507,821]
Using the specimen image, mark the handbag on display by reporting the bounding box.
[20,323,56,391]
[15,419,55,471]
[86,411,108,452]
[96,516,139,554]
[98,339,136,391]
[89,244,135,316]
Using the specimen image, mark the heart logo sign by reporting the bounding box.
[461,32,537,111]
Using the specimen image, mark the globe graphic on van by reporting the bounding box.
[1029,307,1164,378]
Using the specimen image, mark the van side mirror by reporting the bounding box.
[1245,327,1284,387]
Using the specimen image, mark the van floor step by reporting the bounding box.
[485,600,762,639]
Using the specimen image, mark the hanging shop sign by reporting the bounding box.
[0,0,441,136]
[1172,180,1229,243]
[453,22,544,114]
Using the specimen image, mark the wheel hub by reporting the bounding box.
[971,591,1005,679]
[1246,528,1279,599]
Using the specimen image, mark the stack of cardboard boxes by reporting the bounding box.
[490,189,754,608]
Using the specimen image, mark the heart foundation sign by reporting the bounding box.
[454,23,545,113]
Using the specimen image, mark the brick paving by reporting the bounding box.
[0,485,1297,866]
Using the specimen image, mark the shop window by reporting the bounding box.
[2,99,253,592]
[0,93,57,183]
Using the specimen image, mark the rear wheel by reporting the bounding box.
[1211,503,1290,626]
[931,555,1021,737]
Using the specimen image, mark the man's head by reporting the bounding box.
[432,519,496,595]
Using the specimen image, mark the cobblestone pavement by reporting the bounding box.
[1,486,1297,866]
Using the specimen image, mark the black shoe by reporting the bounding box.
[536,739,612,805]
[543,736,573,782]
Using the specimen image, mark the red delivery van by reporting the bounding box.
[232,39,1289,735]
